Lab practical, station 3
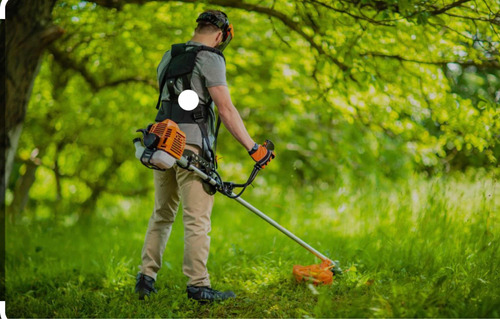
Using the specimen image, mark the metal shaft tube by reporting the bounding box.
[232,195,330,262]
[177,157,331,262]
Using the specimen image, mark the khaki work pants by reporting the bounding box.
[139,144,214,287]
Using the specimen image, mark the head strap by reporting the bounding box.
[196,11,229,33]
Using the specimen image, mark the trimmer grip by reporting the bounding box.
[264,140,274,152]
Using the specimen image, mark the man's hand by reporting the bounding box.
[248,142,275,169]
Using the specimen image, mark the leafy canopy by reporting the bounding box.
[9,0,500,216]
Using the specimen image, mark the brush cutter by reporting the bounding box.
[133,119,342,285]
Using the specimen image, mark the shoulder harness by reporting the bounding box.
[154,43,225,169]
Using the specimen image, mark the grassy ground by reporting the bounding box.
[5,173,500,318]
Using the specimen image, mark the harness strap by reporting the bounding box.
[212,117,221,168]
[156,68,169,110]
[166,79,177,104]
[193,117,215,165]
[182,74,191,91]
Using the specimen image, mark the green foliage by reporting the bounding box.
[5,1,500,316]
[6,174,500,317]
[9,1,500,215]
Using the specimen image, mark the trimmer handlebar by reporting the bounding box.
[264,140,274,152]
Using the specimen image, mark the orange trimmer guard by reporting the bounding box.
[293,259,334,285]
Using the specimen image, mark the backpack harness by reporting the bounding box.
[155,43,225,168]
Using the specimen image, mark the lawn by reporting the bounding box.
[5,173,500,317]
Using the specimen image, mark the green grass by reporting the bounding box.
[5,173,500,317]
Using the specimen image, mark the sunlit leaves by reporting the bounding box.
[10,0,500,217]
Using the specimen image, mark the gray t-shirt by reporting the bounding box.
[156,41,227,149]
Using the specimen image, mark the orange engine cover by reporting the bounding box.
[149,119,186,159]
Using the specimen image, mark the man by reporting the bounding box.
[135,10,275,302]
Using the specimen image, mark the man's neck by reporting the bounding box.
[190,35,215,47]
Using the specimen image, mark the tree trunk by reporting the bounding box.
[8,158,39,222]
[3,0,63,187]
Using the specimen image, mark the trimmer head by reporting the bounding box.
[293,259,342,285]
[330,260,343,276]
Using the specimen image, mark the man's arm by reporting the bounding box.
[208,85,255,151]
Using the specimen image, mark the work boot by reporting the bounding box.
[135,273,157,300]
[186,286,236,303]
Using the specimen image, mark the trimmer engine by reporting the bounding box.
[134,119,187,170]
[147,120,186,159]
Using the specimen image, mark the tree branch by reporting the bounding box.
[48,46,157,91]
[303,0,397,26]
[445,12,500,25]
[39,25,66,47]
[430,0,471,15]
[364,52,500,69]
